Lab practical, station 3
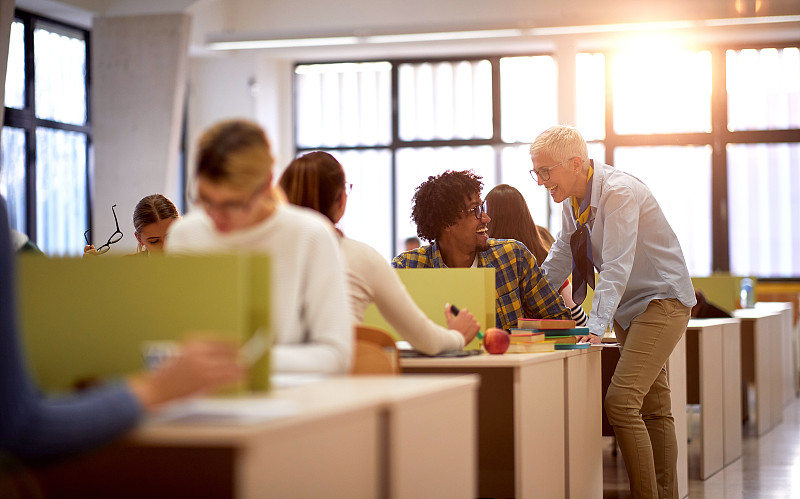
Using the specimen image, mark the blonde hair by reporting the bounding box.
[196,119,274,190]
[529,125,590,172]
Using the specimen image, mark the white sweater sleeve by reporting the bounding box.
[271,224,353,374]
[354,242,464,355]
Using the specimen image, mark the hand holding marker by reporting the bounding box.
[448,304,510,354]
[449,304,483,341]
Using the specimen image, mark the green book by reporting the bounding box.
[536,327,590,337]
[555,343,591,350]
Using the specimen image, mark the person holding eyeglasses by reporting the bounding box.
[279,152,482,355]
[530,125,695,499]
[166,120,352,374]
[392,170,570,331]
[84,195,181,257]
[83,204,124,256]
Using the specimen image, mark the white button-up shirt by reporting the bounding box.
[542,161,697,337]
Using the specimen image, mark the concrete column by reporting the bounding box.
[91,13,190,253]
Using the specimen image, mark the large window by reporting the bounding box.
[295,55,567,262]
[295,41,800,278]
[2,11,90,256]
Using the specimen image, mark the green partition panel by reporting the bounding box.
[692,274,755,314]
[581,274,753,317]
[15,254,271,393]
[362,268,495,350]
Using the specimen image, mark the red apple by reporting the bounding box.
[483,328,510,354]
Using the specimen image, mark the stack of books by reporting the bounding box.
[511,319,591,351]
[506,330,549,353]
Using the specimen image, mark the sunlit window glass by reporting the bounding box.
[35,128,87,256]
[295,62,392,148]
[327,149,393,261]
[613,47,711,135]
[727,47,800,132]
[614,146,712,276]
[1,127,27,232]
[34,21,87,125]
[395,146,495,248]
[728,143,800,277]
[399,60,492,141]
[576,53,605,141]
[500,56,557,143]
[5,21,25,110]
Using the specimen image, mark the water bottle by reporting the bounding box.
[739,277,755,309]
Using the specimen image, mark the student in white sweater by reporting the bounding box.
[166,120,352,374]
[278,151,482,355]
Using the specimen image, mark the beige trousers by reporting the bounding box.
[606,298,691,499]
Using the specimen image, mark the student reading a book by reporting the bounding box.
[485,183,589,327]
[166,120,353,374]
[278,151,481,354]
[0,197,244,461]
[392,170,571,331]
[530,125,695,499]
[84,194,180,256]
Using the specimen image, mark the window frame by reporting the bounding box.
[293,40,800,279]
[3,9,92,243]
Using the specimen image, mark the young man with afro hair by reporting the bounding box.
[392,170,570,330]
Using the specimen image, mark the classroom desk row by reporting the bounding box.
[602,305,790,498]
[34,303,793,499]
[28,349,602,499]
[403,347,603,499]
[29,375,479,499]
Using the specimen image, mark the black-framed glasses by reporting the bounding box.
[84,204,123,254]
[529,159,568,182]
[461,201,487,220]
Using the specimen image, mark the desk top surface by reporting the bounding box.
[687,317,742,329]
[132,374,478,445]
[401,348,602,369]
[733,308,784,319]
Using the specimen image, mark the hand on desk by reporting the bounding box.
[128,339,245,411]
[576,333,602,345]
[444,304,480,344]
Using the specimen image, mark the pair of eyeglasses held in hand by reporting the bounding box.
[84,204,123,254]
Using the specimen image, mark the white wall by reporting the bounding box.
[91,13,190,253]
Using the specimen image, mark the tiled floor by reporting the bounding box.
[603,395,800,498]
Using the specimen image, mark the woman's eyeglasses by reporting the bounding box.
[84,204,123,254]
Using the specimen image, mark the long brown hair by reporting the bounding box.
[485,184,550,264]
[278,151,345,224]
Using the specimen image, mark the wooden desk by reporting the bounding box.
[754,302,795,406]
[685,318,742,478]
[403,349,603,499]
[733,308,784,436]
[30,375,479,499]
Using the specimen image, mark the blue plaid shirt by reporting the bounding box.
[392,238,570,330]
